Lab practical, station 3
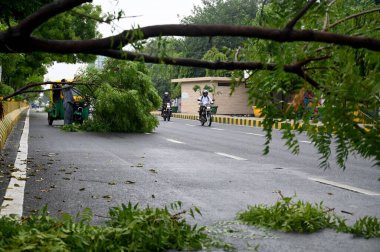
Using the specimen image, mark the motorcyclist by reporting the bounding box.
[198,90,213,119]
[161,91,171,116]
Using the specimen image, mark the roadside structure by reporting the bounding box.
[171,77,253,115]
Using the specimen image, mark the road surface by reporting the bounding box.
[1,110,379,251]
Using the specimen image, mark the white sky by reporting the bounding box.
[45,0,203,81]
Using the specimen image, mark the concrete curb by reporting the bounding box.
[154,111,297,130]
[0,107,29,150]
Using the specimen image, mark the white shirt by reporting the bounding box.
[198,95,213,106]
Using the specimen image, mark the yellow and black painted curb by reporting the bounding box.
[152,111,299,130]
[0,107,29,149]
[172,113,291,129]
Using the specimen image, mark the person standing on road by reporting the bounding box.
[61,79,74,125]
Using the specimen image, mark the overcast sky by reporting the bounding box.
[45,0,203,81]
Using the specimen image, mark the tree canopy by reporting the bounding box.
[0,1,101,92]
[0,0,379,168]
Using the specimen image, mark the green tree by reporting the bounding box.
[202,47,230,77]
[143,38,190,97]
[181,0,259,76]
[79,59,161,133]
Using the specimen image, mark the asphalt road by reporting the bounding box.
[1,110,379,252]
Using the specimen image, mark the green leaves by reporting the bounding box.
[238,194,339,233]
[238,193,380,238]
[0,202,227,251]
[241,0,380,168]
[79,60,161,133]
[346,216,380,239]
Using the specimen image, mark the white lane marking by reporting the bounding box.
[246,133,265,137]
[145,133,151,135]
[1,110,30,217]
[309,177,380,196]
[185,124,196,127]
[300,140,312,144]
[215,152,248,161]
[166,138,185,144]
[210,128,224,131]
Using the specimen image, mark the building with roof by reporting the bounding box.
[171,77,253,115]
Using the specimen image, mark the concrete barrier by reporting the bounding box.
[0,102,29,150]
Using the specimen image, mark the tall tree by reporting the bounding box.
[143,38,191,97]
[181,0,259,76]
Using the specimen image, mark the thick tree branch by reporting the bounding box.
[2,24,379,53]
[285,0,317,31]
[2,54,327,105]
[96,50,323,88]
[328,7,380,31]
[2,51,327,100]
[2,81,93,100]
[15,0,91,35]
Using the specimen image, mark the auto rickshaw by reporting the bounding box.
[47,81,89,125]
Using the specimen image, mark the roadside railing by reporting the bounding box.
[1,100,29,117]
[0,100,29,149]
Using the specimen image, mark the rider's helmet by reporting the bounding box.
[202,90,208,97]
[164,91,169,97]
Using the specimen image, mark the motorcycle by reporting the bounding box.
[199,102,212,126]
[162,102,172,121]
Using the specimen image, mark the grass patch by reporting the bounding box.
[237,191,380,238]
[0,202,231,251]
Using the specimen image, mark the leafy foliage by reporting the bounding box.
[0,84,14,97]
[78,59,161,133]
[0,0,53,23]
[238,193,339,233]
[238,192,380,238]
[346,216,380,239]
[0,203,229,251]
[202,47,230,77]
[61,123,82,132]
[0,3,101,92]
[240,0,380,168]
[143,38,191,97]
[182,0,259,65]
